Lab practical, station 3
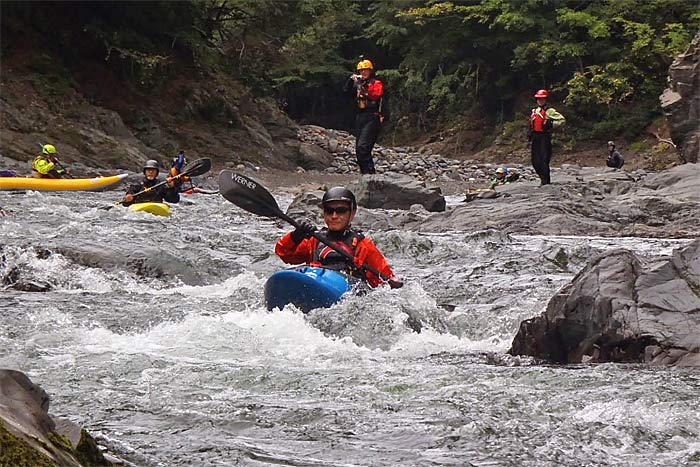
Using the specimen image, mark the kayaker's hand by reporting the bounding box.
[388,279,404,289]
[291,220,315,243]
[166,176,176,188]
[124,194,134,203]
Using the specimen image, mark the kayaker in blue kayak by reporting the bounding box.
[275,187,403,288]
[121,159,181,206]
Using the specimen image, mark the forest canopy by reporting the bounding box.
[3,0,698,144]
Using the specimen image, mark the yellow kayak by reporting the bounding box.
[0,174,128,191]
[127,202,171,217]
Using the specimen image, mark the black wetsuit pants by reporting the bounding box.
[355,112,381,174]
[531,131,552,185]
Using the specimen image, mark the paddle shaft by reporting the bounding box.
[123,174,183,201]
[53,159,75,178]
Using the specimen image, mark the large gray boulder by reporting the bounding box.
[0,369,112,466]
[509,239,700,366]
[297,142,334,170]
[660,31,699,164]
[351,172,446,212]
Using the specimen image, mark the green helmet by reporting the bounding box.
[42,144,56,155]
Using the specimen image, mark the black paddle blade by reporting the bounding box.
[181,158,211,177]
[218,170,285,219]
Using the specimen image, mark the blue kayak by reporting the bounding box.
[264,266,355,312]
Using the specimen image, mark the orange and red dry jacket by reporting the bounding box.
[275,231,397,288]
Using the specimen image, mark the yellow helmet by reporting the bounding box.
[357,59,374,71]
[42,144,56,155]
[495,167,506,174]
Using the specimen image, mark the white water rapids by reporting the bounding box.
[1,190,698,466]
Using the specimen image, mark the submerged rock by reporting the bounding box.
[509,239,700,366]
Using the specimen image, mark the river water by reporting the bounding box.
[1,189,698,467]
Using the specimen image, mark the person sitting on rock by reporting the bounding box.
[606,141,625,169]
[275,187,403,288]
[488,167,519,189]
[32,144,70,179]
[121,159,181,206]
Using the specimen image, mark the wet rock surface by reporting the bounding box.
[509,239,700,366]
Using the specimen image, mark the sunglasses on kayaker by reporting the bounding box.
[323,206,351,215]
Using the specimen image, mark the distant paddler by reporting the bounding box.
[120,160,181,206]
[118,157,211,206]
[32,144,72,179]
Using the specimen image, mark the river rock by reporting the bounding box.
[508,239,700,366]
[351,173,446,212]
[660,31,699,163]
[297,142,334,170]
[0,369,112,466]
[296,124,540,188]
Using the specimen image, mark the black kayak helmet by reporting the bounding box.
[322,187,357,210]
[143,159,160,174]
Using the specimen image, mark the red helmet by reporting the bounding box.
[534,89,549,98]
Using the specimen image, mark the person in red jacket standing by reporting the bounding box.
[343,59,385,174]
[527,89,565,185]
[275,187,402,289]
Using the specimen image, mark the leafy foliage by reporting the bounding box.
[2,0,698,144]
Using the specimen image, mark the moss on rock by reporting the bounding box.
[75,428,110,467]
[0,420,58,467]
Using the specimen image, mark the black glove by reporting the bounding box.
[290,220,315,243]
[544,119,554,130]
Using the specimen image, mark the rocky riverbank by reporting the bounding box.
[244,126,700,240]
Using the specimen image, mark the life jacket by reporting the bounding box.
[311,228,366,278]
[32,155,55,175]
[355,77,383,113]
[530,106,548,132]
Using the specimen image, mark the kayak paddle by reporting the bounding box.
[54,159,75,179]
[119,158,212,204]
[218,170,401,288]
